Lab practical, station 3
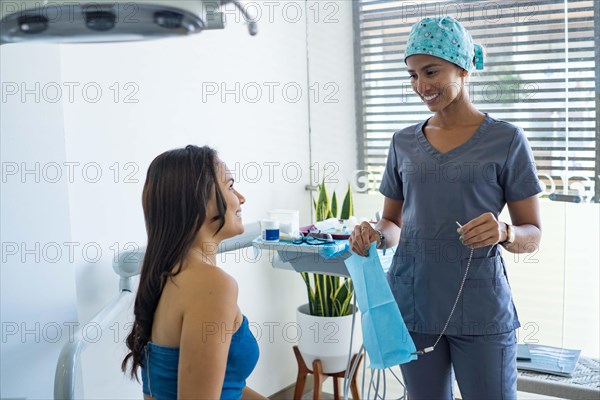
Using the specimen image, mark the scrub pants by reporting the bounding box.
[400,331,517,400]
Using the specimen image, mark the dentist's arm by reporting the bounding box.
[460,195,541,253]
[501,195,542,253]
[349,197,403,256]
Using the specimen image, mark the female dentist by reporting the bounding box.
[349,16,542,399]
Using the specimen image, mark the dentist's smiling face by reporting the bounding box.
[406,54,468,112]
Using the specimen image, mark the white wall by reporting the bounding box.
[0,44,79,399]
[306,1,358,202]
[1,1,358,398]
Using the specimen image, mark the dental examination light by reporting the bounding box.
[0,0,257,45]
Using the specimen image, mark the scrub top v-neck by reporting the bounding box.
[417,115,487,164]
[380,113,542,335]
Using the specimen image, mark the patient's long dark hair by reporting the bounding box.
[121,145,227,380]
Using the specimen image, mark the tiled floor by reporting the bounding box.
[313,390,558,399]
[275,369,560,400]
[274,367,409,399]
[273,352,561,400]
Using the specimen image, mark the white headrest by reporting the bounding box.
[112,247,145,278]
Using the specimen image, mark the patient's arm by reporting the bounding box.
[177,268,239,399]
[242,386,268,400]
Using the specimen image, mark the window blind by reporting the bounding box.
[354,0,598,203]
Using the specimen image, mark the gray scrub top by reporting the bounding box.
[380,113,542,335]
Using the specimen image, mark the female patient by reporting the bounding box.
[122,145,266,400]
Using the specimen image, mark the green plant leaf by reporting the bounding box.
[340,279,354,316]
[340,183,354,220]
[326,275,337,317]
[316,178,330,222]
[304,274,355,317]
[315,274,326,316]
[332,278,350,315]
[331,192,338,219]
[303,179,357,317]
[301,272,316,315]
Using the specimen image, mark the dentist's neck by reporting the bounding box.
[434,90,482,128]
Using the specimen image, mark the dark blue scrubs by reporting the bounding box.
[380,113,542,398]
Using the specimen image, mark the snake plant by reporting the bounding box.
[301,180,354,317]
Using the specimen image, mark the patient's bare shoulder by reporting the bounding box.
[177,260,239,313]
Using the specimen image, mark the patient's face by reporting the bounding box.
[212,161,245,239]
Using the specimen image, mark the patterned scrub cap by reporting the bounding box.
[404,16,484,71]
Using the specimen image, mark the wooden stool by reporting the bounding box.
[293,345,363,400]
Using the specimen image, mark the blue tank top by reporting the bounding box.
[141,315,259,400]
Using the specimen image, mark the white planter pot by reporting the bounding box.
[296,303,361,374]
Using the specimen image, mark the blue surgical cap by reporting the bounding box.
[404,16,484,71]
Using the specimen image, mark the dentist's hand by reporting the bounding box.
[349,222,378,257]
[458,212,505,248]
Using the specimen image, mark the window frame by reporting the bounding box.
[352,0,599,203]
